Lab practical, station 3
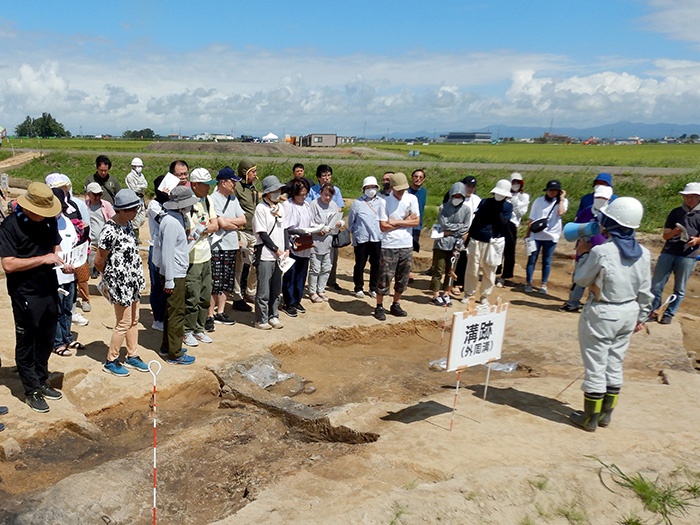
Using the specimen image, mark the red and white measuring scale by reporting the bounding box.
[148,360,162,524]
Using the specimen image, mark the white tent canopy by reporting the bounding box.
[262,132,278,142]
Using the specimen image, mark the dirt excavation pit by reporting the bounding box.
[265,319,682,411]
[0,318,693,524]
[0,374,359,524]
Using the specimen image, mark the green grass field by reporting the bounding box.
[5,150,697,232]
[5,137,153,153]
[6,137,700,168]
[371,142,700,168]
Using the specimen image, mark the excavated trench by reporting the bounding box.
[0,319,689,524]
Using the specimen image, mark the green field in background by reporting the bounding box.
[371,142,700,168]
[5,150,698,232]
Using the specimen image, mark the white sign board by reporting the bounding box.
[447,303,508,371]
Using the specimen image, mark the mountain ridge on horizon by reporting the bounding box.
[385,120,700,141]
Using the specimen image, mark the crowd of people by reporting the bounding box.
[1,155,698,428]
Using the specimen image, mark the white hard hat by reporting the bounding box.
[491,179,512,197]
[509,172,523,182]
[362,176,378,189]
[131,157,144,167]
[600,196,643,229]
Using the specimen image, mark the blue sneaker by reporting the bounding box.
[159,347,188,357]
[167,354,196,365]
[124,356,149,373]
[103,359,130,377]
[0,406,7,416]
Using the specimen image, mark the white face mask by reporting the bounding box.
[511,183,521,192]
[269,191,282,202]
[451,197,464,207]
[364,188,377,199]
[135,166,143,174]
[494,193,506,201]
[593,199,608,211]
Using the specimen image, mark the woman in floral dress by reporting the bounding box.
[94,189,147,376]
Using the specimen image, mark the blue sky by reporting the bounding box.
[2,0,700,137]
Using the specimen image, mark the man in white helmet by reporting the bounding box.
[461,179,513,307]
[569,197,653,432]
[125,157,148,243]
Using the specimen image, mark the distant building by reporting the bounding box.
[438,132,492,143]
[337,136,355,145]
[300,133,337,147]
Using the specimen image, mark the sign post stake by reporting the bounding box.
[148,360,161,525]
[480,365,492,423]
[449,370,462,432]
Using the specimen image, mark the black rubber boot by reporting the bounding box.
[569,393,604,432]
[598,386,620,428]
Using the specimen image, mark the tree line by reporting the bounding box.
[15,113,71,138]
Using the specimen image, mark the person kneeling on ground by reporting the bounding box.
[569,197,652,432]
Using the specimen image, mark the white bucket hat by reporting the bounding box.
[679,182,700,195]
[362,176,378,189]
[491,179,512,198]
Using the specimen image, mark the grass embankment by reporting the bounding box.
[7,151,700,232]
[372,142,700,168]
[0,150,13,163]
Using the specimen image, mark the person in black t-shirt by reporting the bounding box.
[0,182,67,413]
[648,182,700,324]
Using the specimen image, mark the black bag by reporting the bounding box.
[530,218,548,233]
[530,198,559,233]
[252,243,263,267]
[332,229,352,248]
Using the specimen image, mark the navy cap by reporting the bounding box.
[217,166,242,182]
[463,176,477,186]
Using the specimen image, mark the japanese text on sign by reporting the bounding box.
[447,304,508,371]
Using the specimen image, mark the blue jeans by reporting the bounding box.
[566,257,586,307]
[55,281,75,349]
[650,252,696,319]
[283,254,309,306]
[148,246,166,323]
[526,240,557,285]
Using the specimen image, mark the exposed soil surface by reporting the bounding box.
[0,198,699,524]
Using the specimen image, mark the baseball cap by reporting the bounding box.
[217,166,242,182]
[190,167,216,185]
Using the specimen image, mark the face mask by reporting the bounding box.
[494,194,506,201]
[593,199,607,211]
[364,188,377,199]
[135,166,143,174]
[511,183,521,192]
[181,205,193,215]
[383,182,390,191]
[451,197,464,207]
[269,191,282,202]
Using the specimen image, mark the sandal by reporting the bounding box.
[53,346,73,357]
[67,341,86,351]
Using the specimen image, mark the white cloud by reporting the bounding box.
[641,0,700,44]
[1,22,699,136]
